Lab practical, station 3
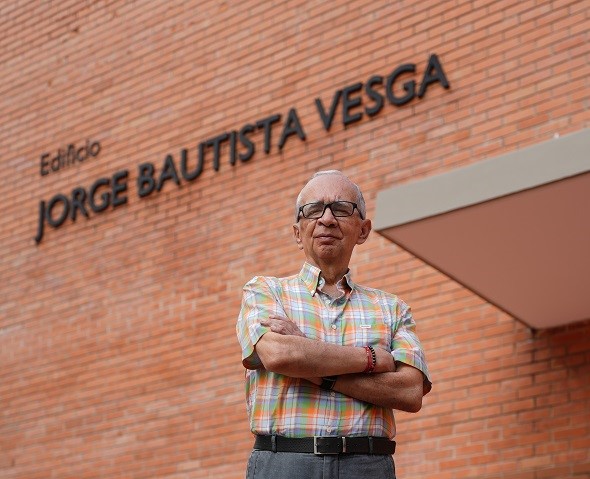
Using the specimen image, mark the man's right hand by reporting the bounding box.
[373,347,396,373]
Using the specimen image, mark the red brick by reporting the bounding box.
[1,1,589,479]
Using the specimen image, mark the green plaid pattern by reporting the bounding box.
[237,262,431,438]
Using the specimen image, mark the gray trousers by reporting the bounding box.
[246,450,396,479]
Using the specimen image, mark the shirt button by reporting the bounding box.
[326,427,332,433]
[331,324,337,330]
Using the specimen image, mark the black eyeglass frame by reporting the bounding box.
[296,201,365,222]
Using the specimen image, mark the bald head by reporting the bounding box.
[295,170,366,221]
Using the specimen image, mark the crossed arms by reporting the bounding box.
[255,316,425,413]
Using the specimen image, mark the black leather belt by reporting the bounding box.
[254,435,396,455]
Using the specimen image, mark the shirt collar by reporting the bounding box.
[298,262,355,296]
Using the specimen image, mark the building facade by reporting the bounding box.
[1,1,589,478]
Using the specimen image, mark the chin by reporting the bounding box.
[314,247,341,258]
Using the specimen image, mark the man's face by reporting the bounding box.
[293,175,371,269]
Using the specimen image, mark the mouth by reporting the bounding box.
[315,234,339,240]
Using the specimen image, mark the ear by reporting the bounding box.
[293,224,304,250]
[356,219,372,245]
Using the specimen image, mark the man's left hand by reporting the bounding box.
[260,315,306,337]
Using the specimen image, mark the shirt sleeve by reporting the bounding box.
[236,276,287,370]
[391,300,433,395]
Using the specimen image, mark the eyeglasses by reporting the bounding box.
[296,201,364,222]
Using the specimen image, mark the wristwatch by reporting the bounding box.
[320,375,338,391]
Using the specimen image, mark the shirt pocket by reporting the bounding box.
[348,300,392,351]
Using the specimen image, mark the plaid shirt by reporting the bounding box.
[236,262,431,438]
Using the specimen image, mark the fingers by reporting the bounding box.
[260,317,306,337]
[374,347,396,373]
[304,377,322,386]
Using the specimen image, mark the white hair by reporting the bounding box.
[295,170,366,220]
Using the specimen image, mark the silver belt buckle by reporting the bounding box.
[313,436,344,455]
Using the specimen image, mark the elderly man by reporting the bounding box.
[237,170,431,478]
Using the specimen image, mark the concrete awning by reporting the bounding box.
[374,129,590,329]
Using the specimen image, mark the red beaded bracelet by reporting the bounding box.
[364,345,376,373]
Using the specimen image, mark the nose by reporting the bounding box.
[317,204,338,225]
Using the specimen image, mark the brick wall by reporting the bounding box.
[1,1,588,478]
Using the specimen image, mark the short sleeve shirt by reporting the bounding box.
[236,262,431,438]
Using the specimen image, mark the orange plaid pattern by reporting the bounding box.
[237,262,431,438]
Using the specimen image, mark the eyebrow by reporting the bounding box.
[305,198,351,203]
